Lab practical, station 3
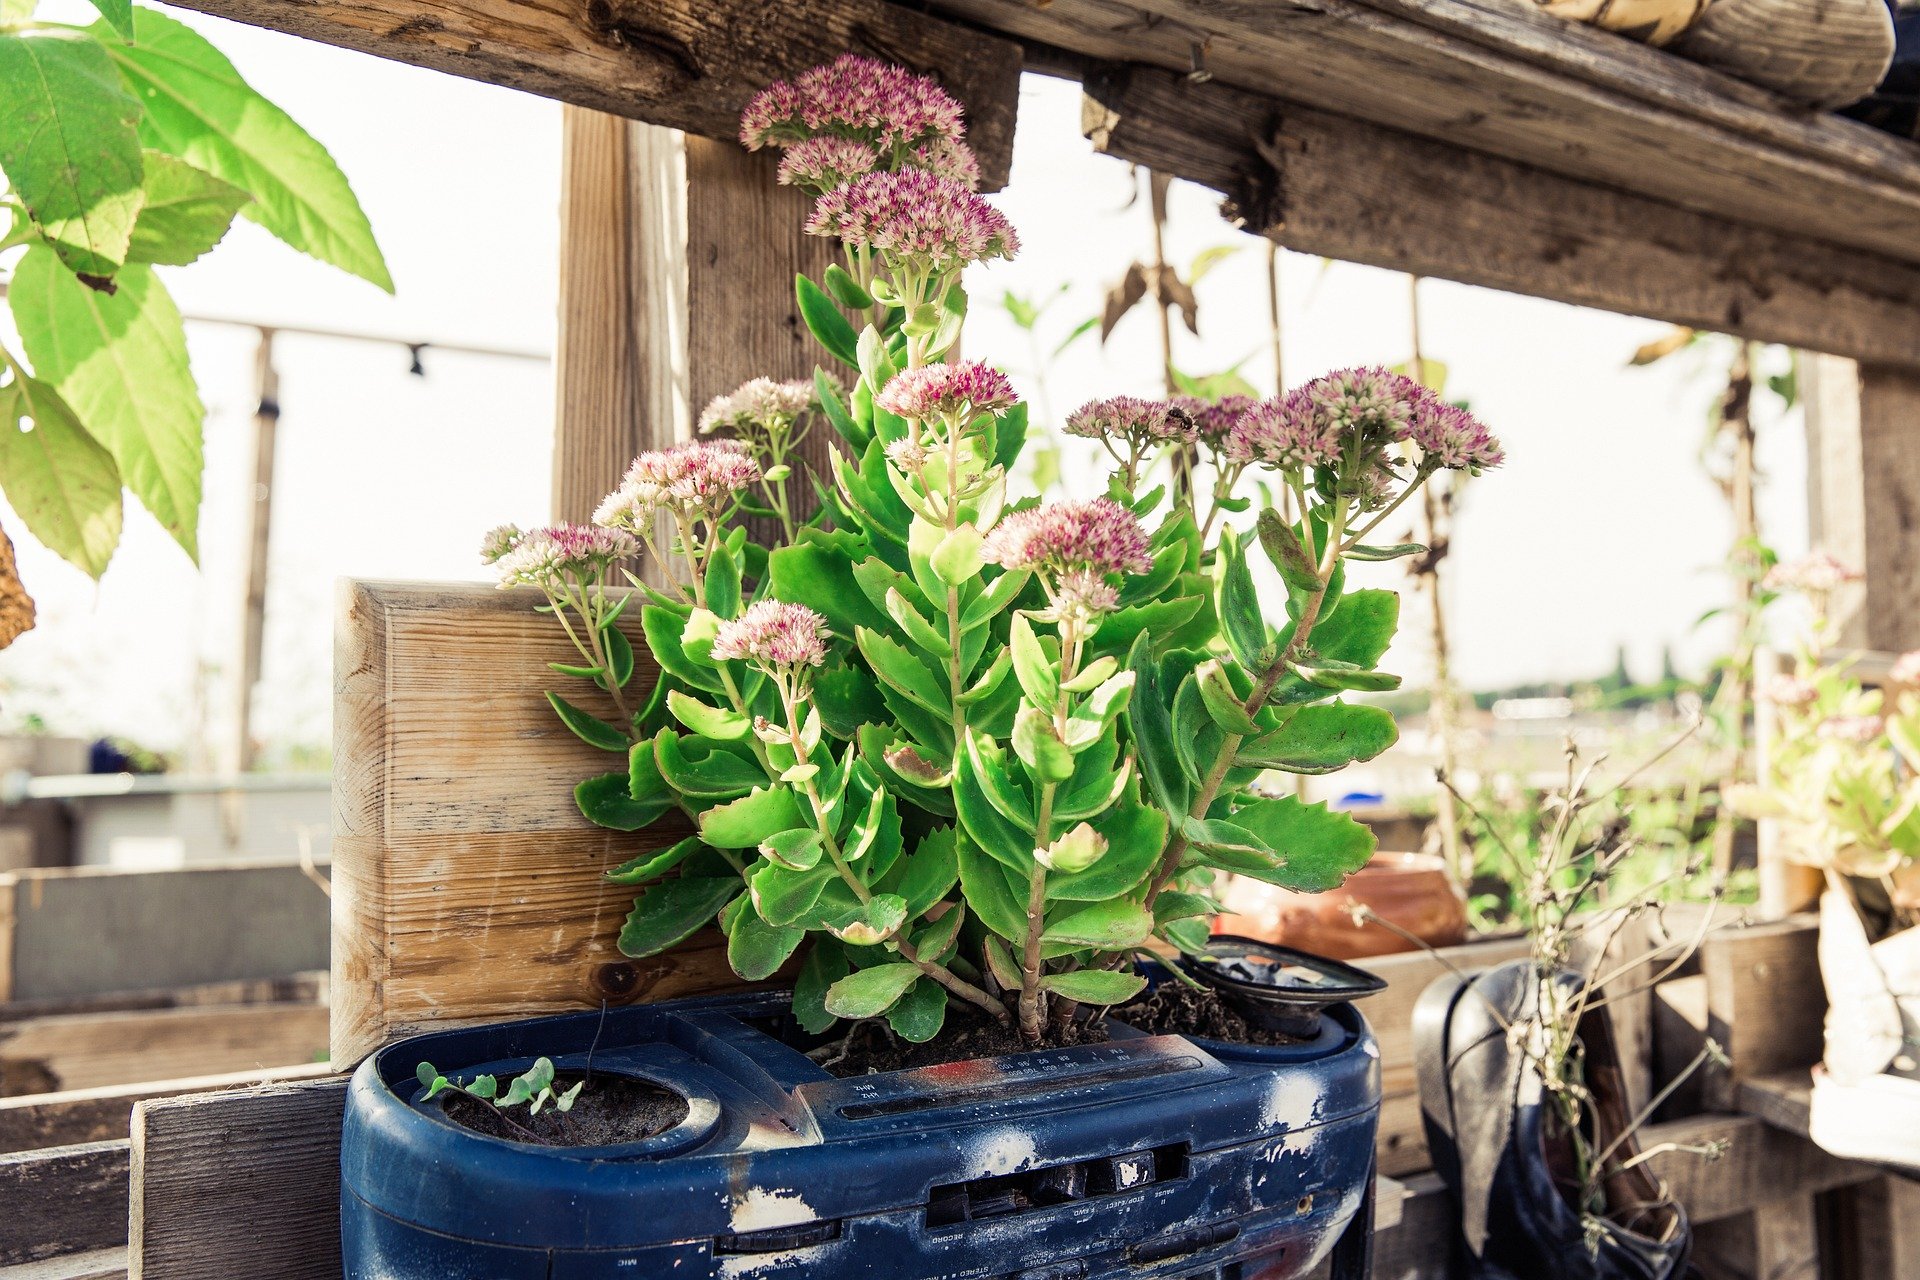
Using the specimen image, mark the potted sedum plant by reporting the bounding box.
[340,56,1501,1280]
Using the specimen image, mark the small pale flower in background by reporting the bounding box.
[1066,395,1196,446]
[805,169,1019,273]
[1764,552,1863,596]
[596,440,763,528]
[1759,673,1819,707]
[982,497,1153,578]
[711,600,831,670]
[877,360,1017,424]
[775,137,878,192]
[1047,568,1122,624]
[489,524,637,592]
[1817,714,1884,744]
[698,377,817,435]
[479,524,523,565]
[1409,400,1505,473]
[1890,651,1920,686]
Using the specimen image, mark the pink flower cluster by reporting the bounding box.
[805,169,1018,270]
[740,55,966,154]
[1891,651,1920,686]
[1409,401,1505,473]
[594,440,763,527]
[711,600,831,670]
[1176,395,1256,447]
[698,377,817,435]
[910,136,981,188]
[486,523,637,591]
[982,498,1153,579]
[1764,552,1862,596]
[1818,714,1884,744]
[876,360,1017,423]
[775,137,879,192]
[1758,673,1819,707]
[1224,368,1503,476]
[1066,396,1197,446]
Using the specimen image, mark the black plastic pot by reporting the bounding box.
[340,989,1382,1279]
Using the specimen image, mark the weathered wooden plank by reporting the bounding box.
[0,1004,326,1098]
[0,863,328,1004]
[0,1141,128,1267]
[1699,915,1823,1102]
[0,974,325,1026]
[128,1077,346,1280]
[939,0,1920,266]
[332,580,758,1066]
[1645,1112,1871,1222]
[1079,65,1920,369]
[161,0,1019,189]
[0,1063,336,1155]
[0,1248,128,1279]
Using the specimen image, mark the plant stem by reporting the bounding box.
[1019,782,1057,1041]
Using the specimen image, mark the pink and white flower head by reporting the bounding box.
[711,600,831,671]
[596,440,763,528]
[479,524,523,565]
[805,170,1018,273]
[1409,399,1505,473]
[1764,552,1863,596]
[698,377,818,436]
[775,137,879,193]
[909,137,981,190]
[1065,396,1197,447]
[1177,395,1256,448]
[740,56,966,155]
[1758,673,1819,707]
[1228,368,1427,471]
[491,523,637,591]
[1225,392,1341,470]
[1890,651,1920,686]
[885,438,932,472]
[982,498,1153,580]
[876,361,1017,425]
[1817,714,1884,744]
[1049,568,1122,623]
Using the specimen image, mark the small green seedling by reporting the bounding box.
[416,1057,585,1116]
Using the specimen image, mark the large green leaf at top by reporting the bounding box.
[0,31,144,279]
[1217,795,1375,893]
[1235,702,1398,774]
[0,370,122,577]
[99,9,392,291]
[11,247,201,559]
[1310,588,1399,670]
[126,151,250,265]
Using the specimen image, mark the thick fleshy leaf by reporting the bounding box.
[0,31,142,278]
[653,729,764,798]
[792,940,851,1033]
[1125,634,1189,818]
[699,787,805,849]
[886,977,947,1042]
[1312,588,1399,668]
[1010,615,1057,709]
[575,771,672,831]
[1214,534,1268,669]
[749,860,834,926]
[856,627,949,716]
[1040,969,1147,1005]
[813,663,887,739]
[618,877,738,958]
[824,962,921,1018]
[642,605,726,694]
[1045,787,1165,901]
[605,835,702,885]
[1042,899,1152,949]
[1012,706,1074,784]
[668,690,750,740]
[955,739,1037,872]
[1218,795,1376,892]
[102,10,391,290]
[727,905,803,981]
[758,828,823,871]
[125,151,250,265]
[956,835,1030,942]
[0,372,122,578]
[896,826,960,916]
[822,893,907,946]
[796,273,859,367]
[1236,703,1399,773]
[12,248,202,558]
[547,691,629,752]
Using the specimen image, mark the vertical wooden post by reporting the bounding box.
[225,328,278,815]
[551,110,838,528]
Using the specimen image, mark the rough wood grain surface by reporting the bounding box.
[160,0,1020,189]
[0,1141,129,1267]
[128,1077,347,1280]
[0,1004,327,1098]
[939,0,1920,265]
[0,1063,336,1155]
[1081,66,1920,370]
[1645,1111,1871,1222]
[1699,915,1823,1103]
[332,580,760,1066]
[0,862,328,1004]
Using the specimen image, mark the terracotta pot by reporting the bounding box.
[1212,851,1469,960]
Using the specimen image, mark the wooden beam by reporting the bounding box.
[1643,1112,1872,1223]
[0,1063,336,1155]
[129,1077,346,1280]
[1699,915,1823,1103]
[161,0,1020,189]
[1079,66,1920,370]
[0,1002,326,1097]
[940,0,1920,266]
[0,1141,128,1267]
[0,863,328,1005]
[1808,364,1920,650]
[332,581,759,1066]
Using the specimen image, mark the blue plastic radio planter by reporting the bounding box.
[341,989,1381,1279]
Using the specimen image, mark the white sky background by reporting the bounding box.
[0,12,1812,761]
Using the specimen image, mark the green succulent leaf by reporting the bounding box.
[1045,786,1164,901]
[749,861,834,927]
[1039,969,1146,1006]
[1196,659,1260,735]
[641,605,727,694]
[955,739,1038,872]
[727,904,804,981]
[700,786,806,849]
[1214,534,1268,669]
[1012,706,1075,784]
[668,690,750,740]
[605,835,703,885]
[1125,635,1191,817]
[1236,702,1399,772]
[886,976,947,1042]
[896,826,960,917]
[618,877,739,958]
[575,771,672,831]
[1214,795,1376,892]
[857,627,950,716]
[961,569,1031,630]
[547,691,630,752]
[652,729,764,798]
[1289,657,1401,693]
[792,940,851,1033]
[1042,899,1152,949]
[1010,616,1058,710]
[956,835,1030,942]
[602,626,635,689]
[1345,542,1426,562]
[824,961,921,1018]
[758,828,824,871]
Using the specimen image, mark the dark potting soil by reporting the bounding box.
[817,1012,1111,1076]
[1118,983,1310,1046]
[441,1073,688,1146]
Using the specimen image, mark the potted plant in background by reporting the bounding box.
[340,55,1503,1280]
[1728,554,1920,1172]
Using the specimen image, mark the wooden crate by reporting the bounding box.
[331,580,754,1067]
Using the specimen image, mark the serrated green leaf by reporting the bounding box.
[1345,542,1425,562]
[964,734,1036,833]
[823,893,907,946]
[956,834,1030,942]
[1214,535,1267,669]
[547,690,629,751]
[824,961,921,1018]
[886,976,947,1042]
[641,604,725,694]
[653,728,764,798]
[0,30,143,278]
[0,369,122,577]
[700,787,805,849]
[727,904,804,981]
[955,738,1037,872]
[758,828,823,871]
[961,569,1030,630]
[668,689,750,740]
[1039,969,1146,1005]
[1236,702,1399,772]
[1012,705,1075,784]
[1288,657,1401,692]
[704,541,741,616]
[1196,659,1260,735]
[1042,899,1152,949]
[605,835,702,885]
[897,826,960,916]
[1125,635,1190,817]
[856,626,949,715]
[1010,615,1058,709]
[1214,795,1375,892]
[1045,786,1165,901]
[125,151,250,265]
[793,939,851,1033]
[102,10,391,291]
[749,860,834,926]
[618,877,738,958]
[885,586,950,656]
[12,248,202,558]
[602,625,635,689]
[1310,589,1400,670]
[575,771,672,831]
